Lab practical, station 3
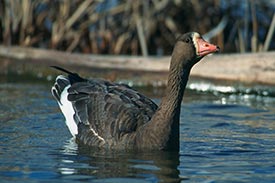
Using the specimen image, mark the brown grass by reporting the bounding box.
[0,0,274,55]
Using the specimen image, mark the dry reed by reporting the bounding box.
[0,0,274,55]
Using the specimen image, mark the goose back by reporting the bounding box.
[66,78,158,149]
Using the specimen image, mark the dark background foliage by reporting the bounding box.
[0,0,274,55]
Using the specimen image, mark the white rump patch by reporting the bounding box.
[59,85,78,137]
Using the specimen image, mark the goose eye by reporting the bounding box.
[185,38,191,43]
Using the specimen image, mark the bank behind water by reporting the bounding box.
[0,46,275,85]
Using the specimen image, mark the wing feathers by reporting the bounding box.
[64,78,157,146]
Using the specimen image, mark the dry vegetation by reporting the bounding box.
[0,0,274,55]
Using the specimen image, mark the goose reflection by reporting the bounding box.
[59,138,183,182]
[58,138,78,175]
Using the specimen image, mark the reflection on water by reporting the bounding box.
[59,138,181,182]
[0,81,275,183]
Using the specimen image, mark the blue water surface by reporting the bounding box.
[0,81,274,183]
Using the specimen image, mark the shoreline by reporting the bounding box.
[0,45,275,85]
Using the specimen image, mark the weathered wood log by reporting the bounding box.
[0,45,275,85]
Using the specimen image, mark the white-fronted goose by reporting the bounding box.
[51,32,219,151]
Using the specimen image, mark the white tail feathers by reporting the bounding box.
[52,76,78,137]
[58,85,78,136]
[59,85,78,136]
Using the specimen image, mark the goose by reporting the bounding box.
[51,32,219,151]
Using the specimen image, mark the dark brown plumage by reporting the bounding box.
[51,32,219,151]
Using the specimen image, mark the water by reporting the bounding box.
[0,80,275,183]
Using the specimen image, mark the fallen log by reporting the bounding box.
[0,45,275,85]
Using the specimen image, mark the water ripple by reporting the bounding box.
[0,82,274,182]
